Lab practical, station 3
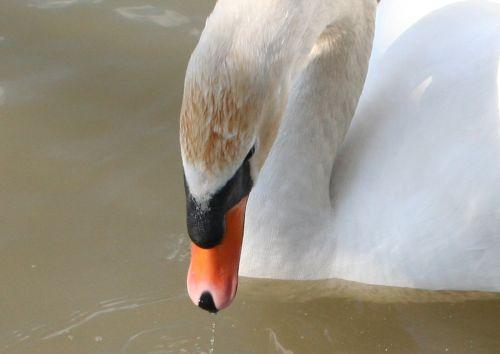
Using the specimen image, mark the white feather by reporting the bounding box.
[241,0,500,291]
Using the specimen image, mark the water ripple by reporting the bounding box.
[267,329,294,354]
[119,320,213,354]
[164,234,189,262]
[29,0,102,9]
[115,5,189,28]
[0,86,5,106]
[41,292,184,340]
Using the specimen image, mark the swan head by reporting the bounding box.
[180,38,282,312]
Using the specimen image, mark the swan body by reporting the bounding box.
[181,0,500,310]
[242,0,500,291]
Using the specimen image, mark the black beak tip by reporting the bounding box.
[198,291,218,314]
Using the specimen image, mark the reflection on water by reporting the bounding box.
[0,0,499,353]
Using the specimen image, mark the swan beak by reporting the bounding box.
[187,196,248,312]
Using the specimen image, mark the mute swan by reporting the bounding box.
[179,0,500,312]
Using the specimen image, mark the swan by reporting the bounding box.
[179,0,500,312]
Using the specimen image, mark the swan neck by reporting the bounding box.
[252,0,377,210]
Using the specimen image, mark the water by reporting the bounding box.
[0,0,499,353]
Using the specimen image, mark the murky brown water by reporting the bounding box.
[1,1,499,353]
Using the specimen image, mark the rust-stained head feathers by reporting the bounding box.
[179,51,266,201]
[180,81,255,173]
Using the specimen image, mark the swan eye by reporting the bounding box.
[245,145,255,162]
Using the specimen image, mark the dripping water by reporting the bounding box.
[209,317,216,354]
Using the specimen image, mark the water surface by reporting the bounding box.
[0,1,499,353]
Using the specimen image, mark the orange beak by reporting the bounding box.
[186,196,248,312]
